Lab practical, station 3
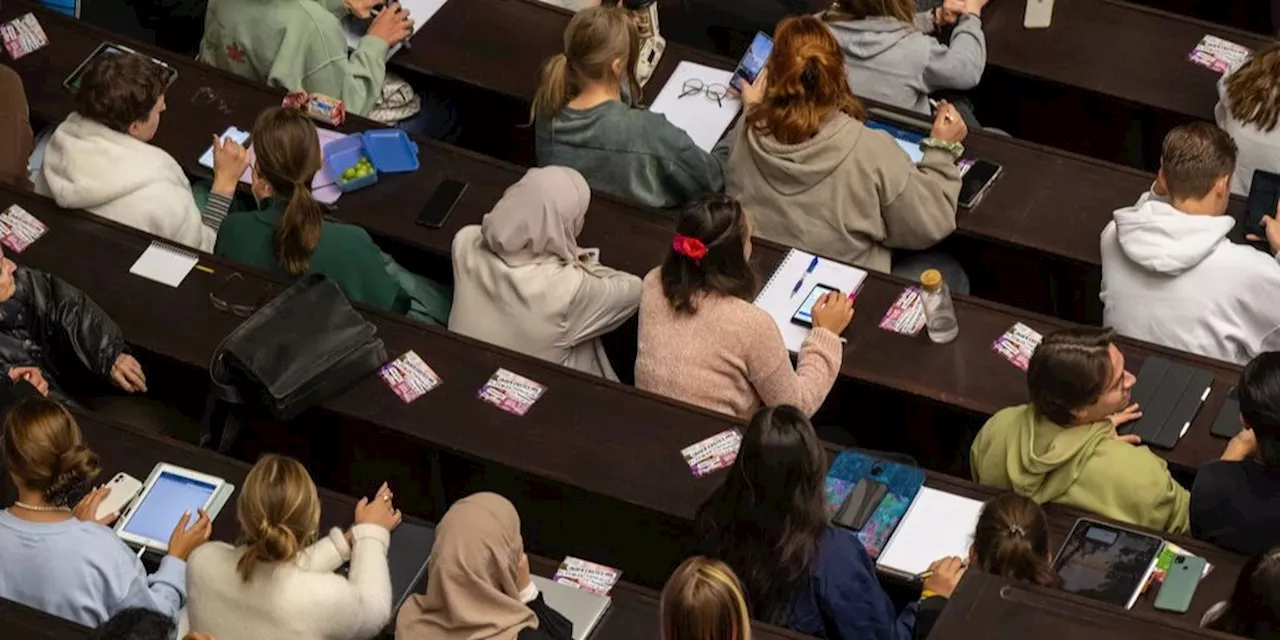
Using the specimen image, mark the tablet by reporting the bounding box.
[1052,518,1164,609]
[866,120,926,164]
[63,42,178,93]
[115,463,233,552]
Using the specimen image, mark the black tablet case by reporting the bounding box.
[1117,357,1213,449]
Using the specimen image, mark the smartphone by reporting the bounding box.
[1246,170,1280,235]
[958,159,1003,209]
[791,284,838,328]
[1154,555,1207,613]
[64,43,178,93]
[416,180,469,229]
[1024,0,1055,29]
[833,478,889,531]
[96,472,144,521]
[1211,386,1242,439]
[198,127,251,169]
[730,32,774,92]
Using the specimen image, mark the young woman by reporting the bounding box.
[914,493,1059,639]
[1216,43,1280,196]
[214,107,451,325]
[725,15,967,290]
[0,65,32,189]
[532,5,726,209]
[697,406,955,640]
[0,397,210,626]
[824,0,987,122]
[660,557,752,640]
[450,166,641,380]
[396,492,573,640]
[185,454,401,640]
[1202,547,1280,638]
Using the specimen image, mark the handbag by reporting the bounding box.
[201,274,386,451]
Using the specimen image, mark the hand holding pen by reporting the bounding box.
[917,556,967,599]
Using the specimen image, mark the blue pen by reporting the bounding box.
[790,256,820,297]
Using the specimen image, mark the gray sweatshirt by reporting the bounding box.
[826,12,986,116]
[535,100,729,210]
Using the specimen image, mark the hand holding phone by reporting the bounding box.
[95,473,144,523]
[730,32,773,92]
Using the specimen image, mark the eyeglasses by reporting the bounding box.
[209,273,275,318]
[680,79,729,108]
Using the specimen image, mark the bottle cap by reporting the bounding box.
[920,269,943,290]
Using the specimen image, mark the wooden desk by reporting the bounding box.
[0,598,89,640]
[1124,0,1275,34]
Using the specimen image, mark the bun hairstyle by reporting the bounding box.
[1,397,100,508]
[1226,43,1280,133]
[235,454,321,581]
[971,493,1059,588]
[746,15,866,145]
[826,0,916,25]
[660,194,758,315]
[531,5,640,123]
[252,107,325,276]
[660,556,753,640]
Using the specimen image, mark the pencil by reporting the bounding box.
[914,570,933,581]
[194,264,214,274]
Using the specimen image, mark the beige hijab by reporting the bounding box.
[396,492,538,640]
[481,166,608,273]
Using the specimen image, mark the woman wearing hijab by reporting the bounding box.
[395,492,573,640]
[450,166,642,380]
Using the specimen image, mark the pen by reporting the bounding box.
[914,570,933,581]
[790,256,820,298]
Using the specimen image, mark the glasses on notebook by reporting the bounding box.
[680,79,729,108]
[209,273,274,319]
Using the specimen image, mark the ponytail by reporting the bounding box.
[530,6,638,123]
[46,444,99,508]
[237,520,302,581]
[531,53,573,123]
[251,106,325,275]
[273,184,324,276]
[972,493,1059,588]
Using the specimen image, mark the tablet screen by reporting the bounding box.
[866,120,925,164]
[122,471,216,544]
[1053,520,1163,608]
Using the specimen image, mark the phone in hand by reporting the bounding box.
[730,32,773,92]
[1024,0,1055,28]
[791,284,838,328]
[1245,169,1280,236]
[96,473,144,521]
[1154,555,1207,613]
[958,159,1003,209]
[416,179,468,229]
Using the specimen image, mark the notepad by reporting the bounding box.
[343,0,449,57]
[876,488,984,579]
[648,61,743,153]
[129,242,199,288]
[753,249,868,352]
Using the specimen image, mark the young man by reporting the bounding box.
[1100,122,1280,365]
[971,327,1190,533]
[34,53,248,251]
[1191,351,1280,555]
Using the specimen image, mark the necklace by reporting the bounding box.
[12,501,71,513]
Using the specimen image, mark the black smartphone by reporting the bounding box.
[1246,170,1280,235]
[416,179,468,229]
[1211,386,1242,439]
[958,159,1003,209]
[833,478,889,531]
[790,284,838,328]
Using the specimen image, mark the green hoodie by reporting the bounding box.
[971,404,1190,534]
[199,0,388,116]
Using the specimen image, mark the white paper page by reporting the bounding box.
[343,0,449,55]
[753,249,868,352]
[648,61,742,153]
[128,243,198,288]
[876,488,984,578]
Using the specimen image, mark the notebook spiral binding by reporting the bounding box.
[753,249,805,303]
[148,240,199,261]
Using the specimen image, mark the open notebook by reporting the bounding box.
[343,0,450,58]
[753,249,868,352]
[876,488,984,579]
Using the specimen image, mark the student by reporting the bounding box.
[92,608,175,640]
[186,454,400,640]
[1202,547,1280,637]
[0,65,32,189]
[396,492,573,640]
[824,0,987,122]
[697,406,954,639]
[971,327,1191,533]
[634,195,851,419]
[0,396,210,627]
[1100,122,1280,366]
[533,5,727,209]
[914,493,1059,639]
[1216,43,1280,196]
[660,557,752,640]
[214,107,451,325]
[35,53,248,251]
[724,15,967,290]
[1192,351,1280,555]
[450,166,641,380]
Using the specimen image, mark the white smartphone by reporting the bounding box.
[96,472,143,521]
[1024,0,1055,28]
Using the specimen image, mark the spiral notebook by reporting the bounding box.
[753,249,868,352]
[129,242,199,288]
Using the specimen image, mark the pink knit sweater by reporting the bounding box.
[634,269,844,419]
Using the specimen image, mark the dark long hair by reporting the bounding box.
[1239,351,1280,473]
[660,195,758,315]
[252,107,324,276]
[694,406,829,624]
[1206,548,1280,639]
[971,494,1059,588]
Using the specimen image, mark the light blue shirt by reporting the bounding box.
[0,510,186,627]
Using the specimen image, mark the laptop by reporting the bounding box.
[532,575,611,640]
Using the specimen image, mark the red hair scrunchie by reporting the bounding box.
[672,234,708,262]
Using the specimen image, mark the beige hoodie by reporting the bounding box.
[725,111,959,273]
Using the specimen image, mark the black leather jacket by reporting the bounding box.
[0,267,126,387]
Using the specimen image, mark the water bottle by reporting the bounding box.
[919,269,959,344]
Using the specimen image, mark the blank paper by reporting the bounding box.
[129,242,199,288]
[648,61,742,153]
[876,487,984,578]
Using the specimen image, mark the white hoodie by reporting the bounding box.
[1100,189,1280,365]
[35,113,215,252]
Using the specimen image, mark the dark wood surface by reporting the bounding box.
[0,598,89,639]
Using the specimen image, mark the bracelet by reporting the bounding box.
[920,138,965,159]
[921,589,939,601]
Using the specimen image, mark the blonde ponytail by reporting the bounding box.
[529,6,639,123]
[234,454,321,583]
[531,53,572,123]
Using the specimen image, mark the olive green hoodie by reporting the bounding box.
[971,404,1190,534]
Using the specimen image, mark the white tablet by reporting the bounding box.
[114,463,234,553]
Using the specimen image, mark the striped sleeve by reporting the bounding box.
[202,192,234,231]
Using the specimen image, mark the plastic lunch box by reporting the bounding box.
[322,129,420,192]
